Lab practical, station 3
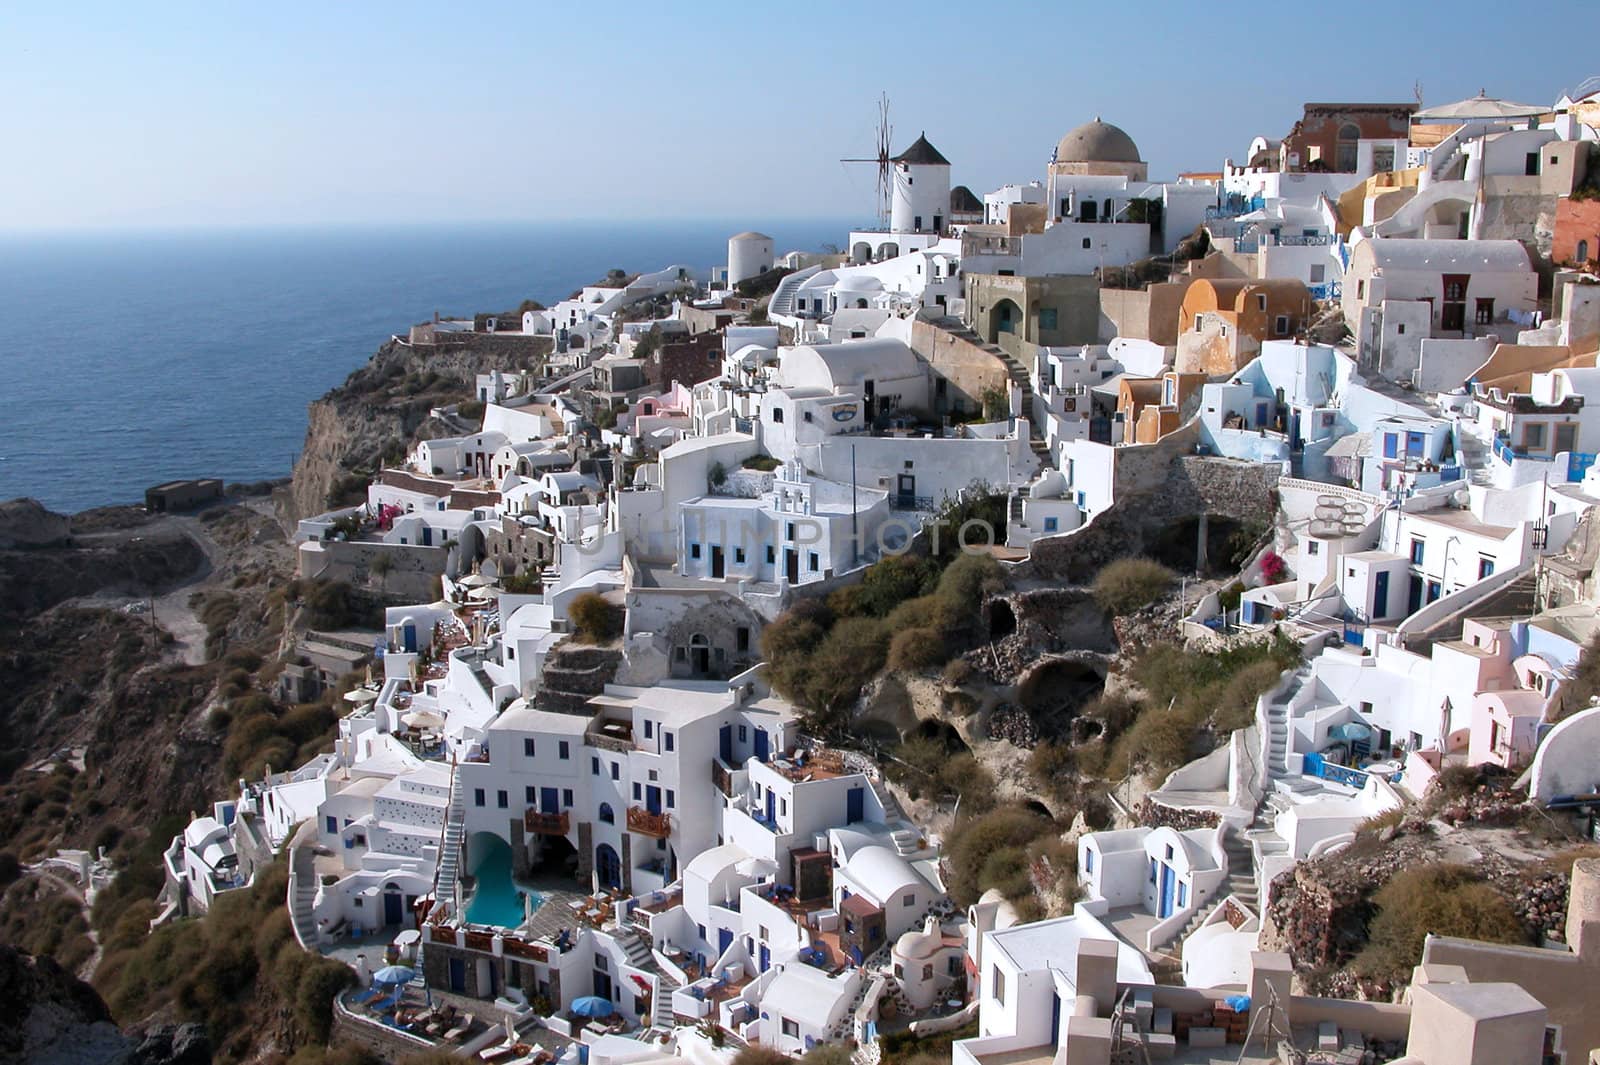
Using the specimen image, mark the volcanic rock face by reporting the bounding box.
[0,944,212,1065]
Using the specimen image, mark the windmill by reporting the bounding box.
[840,93,894,225]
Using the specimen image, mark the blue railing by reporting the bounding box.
[1308,281,1343,301]
[1302,752,1370,789]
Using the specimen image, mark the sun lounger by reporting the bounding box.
[443,1013,475,1041]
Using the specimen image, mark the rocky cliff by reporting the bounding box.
[0,945,209,1065]
[286,332,551,520]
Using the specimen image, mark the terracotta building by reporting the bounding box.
[1280,103,1416,173]
[1116,371,1205,445]
[1175,278,1315,375]
[1553,197,1600,267]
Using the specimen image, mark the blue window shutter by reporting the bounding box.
[1383,433,1398,459]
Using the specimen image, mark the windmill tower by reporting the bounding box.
[840,93,894,225]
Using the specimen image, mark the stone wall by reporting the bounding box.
[297,539,447,602]
[1025,426,1281,583]
[910,317,1008,415]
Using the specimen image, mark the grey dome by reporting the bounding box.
[1055,118,1141,164]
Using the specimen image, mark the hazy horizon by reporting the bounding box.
[5,0,1598,231]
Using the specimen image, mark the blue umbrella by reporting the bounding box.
[1329,722,1373,742]
[372,964,416,986]
[572,996,616,1018]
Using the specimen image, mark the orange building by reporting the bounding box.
[1175,278,1314,376]
[1116,371,1206,444]
[1553,198,1600,267]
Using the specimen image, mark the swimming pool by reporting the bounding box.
[465,835,544,928]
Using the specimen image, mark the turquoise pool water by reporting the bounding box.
[465,836,543,928]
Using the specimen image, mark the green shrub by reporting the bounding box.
[1356,864,1526,983]
[888,627,946,672]
[1092,558,1174,616]
[858,555,940,617]
[568,593,623,644]
[943,806,1055,905]
[742,455,781,472]
[942,658,974,687]
[732,1047,791,1065]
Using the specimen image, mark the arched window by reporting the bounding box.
[1337,123,1361,141]
[599,803,615,824]
[1578,239,1591,263]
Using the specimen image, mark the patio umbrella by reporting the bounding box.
[1329,722,1373,742]
[735,856,778,878]
[372,964,415,986]
[1413,91,1545,122]
[459,572,496,587]
[343,688,379,705]
[403,709,446,730]
[571,996,616,1018]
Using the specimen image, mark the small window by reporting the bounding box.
[690,543,701,560]
[782,1018,800,1039]
[786,522,795,541]
[644,720,654,739]
[665,731,675,752]
[599,803,614,824]
[592,756,600,775]
[1357,279,1366,300]
[1397,324,1406,335]
[1475,298,1495,325]
[994,969,1006,1006]
[765,544,776,564]
[772,408,783,424]
[558,741,570,760]
[666,789,676,808]
[1410,538,1425,565]
[1081,237,1092,250]
[563,788,573,805]
[737,627,750,652]
[1038,308,1057,331]
[496,790,508,809]
[1274,314,1290,335]
[1043,516,1059,532]
[525,786,536,803]
[524,738,536,757]
[903,893,916,907]
[738,725,748,742]
[1310,264,1325,283]
[633,782,642,800]
[1084,848,1095,874]
[734,546,745,564]
[1308,540,1320,556]
[1256,294,1268,311]
[474,788,486,807]
[803,411,813,423]
[1195,314,1204,332]
[808,552,819,571]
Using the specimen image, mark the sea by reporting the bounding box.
[0,219,854,513]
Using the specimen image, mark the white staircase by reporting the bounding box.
[615,927,678,1035]
[436,773,467,909]
[288,845,319,948]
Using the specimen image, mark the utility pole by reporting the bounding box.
[850,445,859,566]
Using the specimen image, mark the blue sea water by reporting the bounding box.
[0,219,853,513]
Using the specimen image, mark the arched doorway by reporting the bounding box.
[877,241,900,260]
[1579,239,1591,264]
[596,844,622,891]
[990,298,1023,344]
[851,242,872,265]
[690,634,711,676]
[383,881,405,927]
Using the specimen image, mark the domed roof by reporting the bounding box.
[1055,118,1141,164]
[729,231,772,241]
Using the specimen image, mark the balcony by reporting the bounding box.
[627,806,672,838]
[524,809,570,836]
[712,759,735,797]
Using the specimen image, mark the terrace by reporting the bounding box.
[768,746,853,784]
[627,806,672,838]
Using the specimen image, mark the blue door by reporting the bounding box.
[402,623,417,653]
[765,789,775,825]
[421,526,433,546]
[541,787,559,815]
[719,724,733,763]
[646,786,662,814]
[593,971,613,1000]
[718,927,734,958]
[846,787,865,824]
[753,728,770,762]
[597,844,621,890]
[1373,571,1390,619]
[448,957,466,992]
[1051,992,1061,1046]
[384,889,403,926]
[759,944,770,972]
[1159,864,1175,919]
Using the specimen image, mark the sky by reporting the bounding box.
[3,0,1598,230]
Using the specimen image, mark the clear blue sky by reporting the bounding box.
[4,0,1596,230]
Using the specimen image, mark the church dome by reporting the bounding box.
[1055,118,1141,164]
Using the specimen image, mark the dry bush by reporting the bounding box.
[1092,558,1174,616]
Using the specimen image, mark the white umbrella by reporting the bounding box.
[403,710,446,730]
[468,587,498,602]
[459,572,496,588]
[1413,91,1545,122]
[343,688,378,704]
